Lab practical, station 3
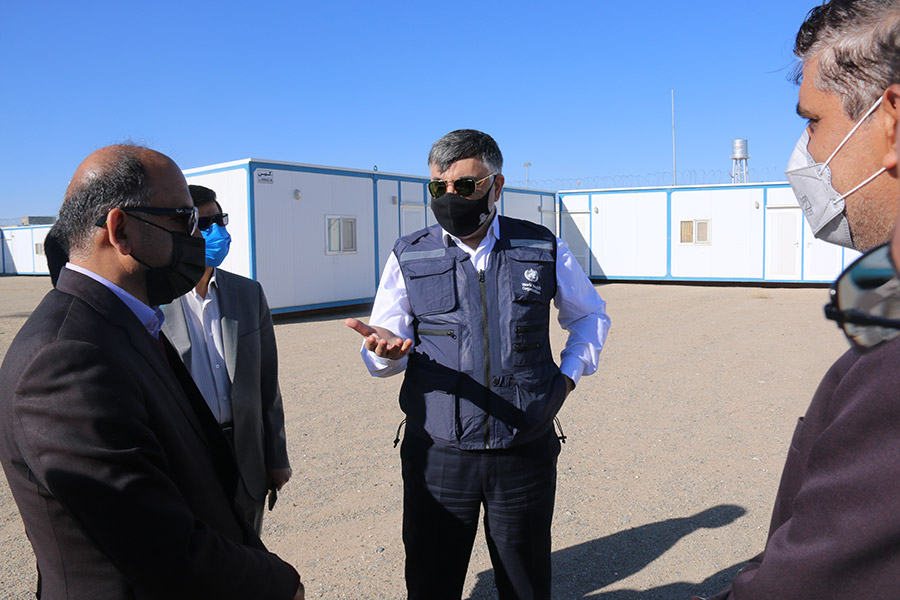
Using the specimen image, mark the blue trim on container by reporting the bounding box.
[1,229,6,274]
[561,183,791,196]
[271,297,374,315]
[666,190,673,278]
[761,189,768,278]
[504,187,551,197]
[799,202,806,281]
[245,163,257,280]
[183,163,249,177]
[372,174,380,289]
[398,180,403,234]
[0,225,52,232]
[588,274,833,284]
[588,193,593,277]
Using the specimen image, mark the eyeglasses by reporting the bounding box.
[197,213,228,232]
[428,173,497,199]
[824,242,900,351]
[95,206,199,235]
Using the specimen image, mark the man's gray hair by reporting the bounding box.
[57,144,152,258]
[794,0,900,120]
[428,129,503,174]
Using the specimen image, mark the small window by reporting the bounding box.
[35,242,45,255]
[696,220,710,244]
[680,219,711,245]
[326,216,357,255]
[341,218,356,252]
[680,221,693,244]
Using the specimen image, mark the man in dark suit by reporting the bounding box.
[694,2,900,598]
[0,144,304,599]
[163,184,291,534]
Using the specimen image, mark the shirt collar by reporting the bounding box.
[64,263,166,338]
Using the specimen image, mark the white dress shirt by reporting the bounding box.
[180,270,233,424]
[361,215,610,384]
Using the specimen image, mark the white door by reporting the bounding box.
[802,219,845,282]
[401,205,427,236]
[560,212,591,275]
[766,208,802,281]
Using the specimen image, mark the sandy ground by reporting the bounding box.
[0,275,849,599]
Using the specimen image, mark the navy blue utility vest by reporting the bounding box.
[395,216,566,450]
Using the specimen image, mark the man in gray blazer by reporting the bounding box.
[163,185,291,533]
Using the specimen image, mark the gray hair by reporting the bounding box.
[57,144,152,258]
[428,129,503,174]
[794,0,900,120]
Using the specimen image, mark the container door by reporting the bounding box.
[401,205,426,236]
[766,207,802,281]
[560,211,591,274]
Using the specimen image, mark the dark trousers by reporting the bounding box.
[401,430,561,600]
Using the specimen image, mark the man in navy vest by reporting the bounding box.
[347,129,610,599]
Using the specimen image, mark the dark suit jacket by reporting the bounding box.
[709,337,900,599]
[162,268,289,501]
[0,268,298,599]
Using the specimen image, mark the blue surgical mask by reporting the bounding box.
[203,223,231,268]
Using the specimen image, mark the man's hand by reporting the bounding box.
[345,318,413,360]
[294,581,305,600]
[564,375,575,398]
[267,468,292,491]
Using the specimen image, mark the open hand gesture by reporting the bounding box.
[345,318,413,360]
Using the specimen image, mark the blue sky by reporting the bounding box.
[1,1,818,221]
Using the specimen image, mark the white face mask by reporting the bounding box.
[785,96,886,249]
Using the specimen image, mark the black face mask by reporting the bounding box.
[430,181,496,238]
[129,216,206,306]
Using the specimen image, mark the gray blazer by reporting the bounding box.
[162,269,289,500]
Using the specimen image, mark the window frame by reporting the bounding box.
[325,215,358,255]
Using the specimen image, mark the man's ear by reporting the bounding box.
[104,208,133,256]
[493,173,505,200]
[883,84,900,171]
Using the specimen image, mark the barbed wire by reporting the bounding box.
[510,166,788,191]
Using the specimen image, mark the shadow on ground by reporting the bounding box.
[467,504,747,599]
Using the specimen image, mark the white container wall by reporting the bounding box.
[183,159,555,313]
[1,226,51,275]
[559,182,860,284]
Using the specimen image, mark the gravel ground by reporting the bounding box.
[0,275,848,599]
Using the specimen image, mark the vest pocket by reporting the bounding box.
[414,325,460,370]
[507,249,554,305]
[512,362,565,436]
[511,321,551,366]
[403,325,463,443]
[403,259,457,316]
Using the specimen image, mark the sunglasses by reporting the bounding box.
[824,242,900,351]
[428,173,497,199]
[198,213,228,232]
[95,206,199,236]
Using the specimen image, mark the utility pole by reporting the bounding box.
[524,162,532,188]
[671,88,677,186]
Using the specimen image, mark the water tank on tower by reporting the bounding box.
[731,139,750,183]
